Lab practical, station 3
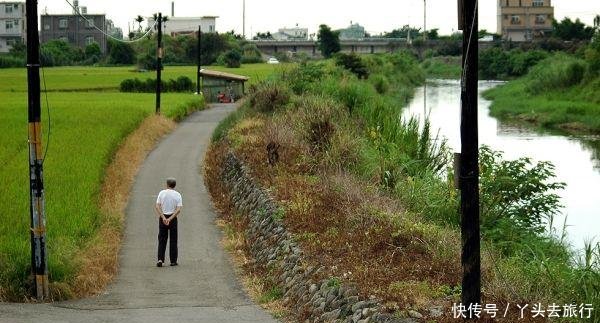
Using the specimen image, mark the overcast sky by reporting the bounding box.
[36,0,599,37]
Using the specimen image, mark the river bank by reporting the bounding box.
[207,53,599,321]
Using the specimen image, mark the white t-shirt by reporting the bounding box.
[156,189,183,215]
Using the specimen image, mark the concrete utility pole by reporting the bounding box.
[242,0,246,38]
[423,0,427,40]
[25,0,49,301]
[156,12,163,114]
[459,0,481,308]
[197,25,201,95]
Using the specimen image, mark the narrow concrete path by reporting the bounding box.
[0,104,278,323]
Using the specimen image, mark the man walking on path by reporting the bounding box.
[155,177,183,267]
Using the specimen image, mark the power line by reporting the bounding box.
[461,0,478,92]
[62,0,157,43]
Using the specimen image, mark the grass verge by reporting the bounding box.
[484,54,600,134]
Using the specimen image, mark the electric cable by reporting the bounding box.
[40,59,51,165]
[63,0,158,43]
[460,0,479,91]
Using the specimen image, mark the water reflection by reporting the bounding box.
[403,80,600,250]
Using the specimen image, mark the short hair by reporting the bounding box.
[166,177,177,188]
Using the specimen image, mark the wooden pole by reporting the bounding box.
[156,12,162,114]
[26,0,49,301]
[459,0,481,308]
[197,25,201,95]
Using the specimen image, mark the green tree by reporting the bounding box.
[223,49,242,68]
[199,32,229,65]
[384,25,422,39]
[253,31,273,40]
[84,42,102,62]
[317,24,340,58]
[107,39,135,64]
[135,15,144,32]
[552,17,595,41]
[8,40,26,57]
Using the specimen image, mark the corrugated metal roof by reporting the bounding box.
[200,69,249,82]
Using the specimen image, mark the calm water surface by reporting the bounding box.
[402,80,600,250]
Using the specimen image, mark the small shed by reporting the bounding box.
[200,69,249,103]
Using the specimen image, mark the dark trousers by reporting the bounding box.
[158,216,178,263]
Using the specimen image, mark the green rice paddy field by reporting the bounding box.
[0,63,281,300]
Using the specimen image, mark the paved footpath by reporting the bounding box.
[0,104,278,323]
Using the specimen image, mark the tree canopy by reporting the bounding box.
[552,17,595,41]
[317,24,340,58]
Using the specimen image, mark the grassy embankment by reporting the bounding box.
[421,56,462,79]
[207,54,599,321]
[0,63,280,301]
[484,54,600,133]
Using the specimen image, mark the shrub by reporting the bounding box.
[284,62,326,94]
[119,76,194,93]
[107,39,135,65]
[334,53,369,79]
[370,74,390,94]
[479,146,565,250]
[0,55,25,68]
[223,49,242,68]
[137,53,158,70]
[248,81,291,113]
[526,55,587,94]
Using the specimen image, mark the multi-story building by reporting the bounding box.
[146,16,217,36]
[497,0,554,41]
[0,1,25,53]
[273,26,308,41]
[339,22,366,40]
[40,2,107,53]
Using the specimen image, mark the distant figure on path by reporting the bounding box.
[154,177,183,267]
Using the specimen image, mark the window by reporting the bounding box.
[5,5,13,14]
[59,36,68,42]
[43,24,50,30]
[535,14,546,24]
[209,25,214,32]
[5,20,13,30]
[504,14,508,20]
[59,18,68,29]
[85,36,95,45]
[511,15,521,24]
[86,19,94,28]
[6,38,16,46]
[532,0,544,7]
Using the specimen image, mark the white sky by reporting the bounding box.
[36,0,599,36]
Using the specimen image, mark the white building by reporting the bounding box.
[273,26,308,41]
[147,16,217,36]
[0,1,25,53]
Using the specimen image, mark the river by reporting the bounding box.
[402,80,600,250]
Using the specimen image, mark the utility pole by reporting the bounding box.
[459,0,480,308]
[242,0,246,38]
[26,0,49,301]
[156,12,162,114]
[197,25,202,95]
[423,0,427,40]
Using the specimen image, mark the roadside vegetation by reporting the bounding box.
[0,60,284,301]
[207,52,599,321]
[0,87,204,301]
[484,35,600,133]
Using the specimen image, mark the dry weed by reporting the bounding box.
[72,115,176,297]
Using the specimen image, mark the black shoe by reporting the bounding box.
[170,262,178,266]
[157,260,163,267]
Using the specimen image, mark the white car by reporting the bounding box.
[267,57,280,64]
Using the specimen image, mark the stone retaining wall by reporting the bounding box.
[220,152,421,323]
